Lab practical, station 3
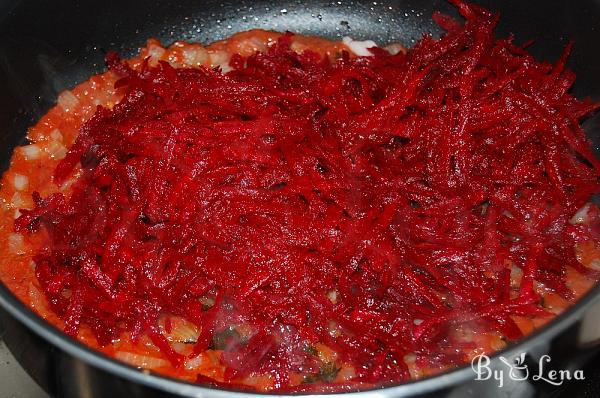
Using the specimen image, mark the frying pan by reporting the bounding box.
[1,0,600,397]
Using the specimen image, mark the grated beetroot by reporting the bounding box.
[14,0,600,390]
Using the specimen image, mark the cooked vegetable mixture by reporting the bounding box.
[1,0,600,392]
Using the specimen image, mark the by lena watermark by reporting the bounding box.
[471,353,584,387]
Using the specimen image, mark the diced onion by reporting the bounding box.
[57,90,79,112]
[570,203,591,225]
[28,283,48,311]
[336,365,356,382]
[159,315,200,343]
[183,46,209,67]
[589,259,600,270]
[50,128,63,141]
[184,354,206,370]
[220,63,233,73]
[384,43,406,55]
[510,265,523,287]
[342,37,377,56]
[8,233,25,254]
[13,174,28,191]
[235,37,269,56]
[404,352,419,379]
[114,351,169,369]
[148,43,166,63]
[328,320,341,338]
[404,353,417,363]
[170,342,192,355]
[11,192,25,207]
[209,51,231,73]
[327,290,337,304]
[20,144,41,160]
[47,140,68,160]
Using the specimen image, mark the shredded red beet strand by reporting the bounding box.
[15,0,600,389]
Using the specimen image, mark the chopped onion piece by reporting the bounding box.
[148,43,166,63]
[570,203,591,225]
[342,36,377,56]
[11,192,25,207]
[209,50,231,72]
[50,129,63,141]
[114,351,169,369]
[182,46,209,67]
[159,315,200,343]
[8,233,25,254]
[336,365,356,382]
[20,144,41,160]
[57,90,79,112]
[326,290,337,304]
[220,63,233,73]
[28,283,48,311]
[47,140,68,160]
[384,43,406,55]
[510,265,523,287]
[184,354,206,370]
[13,174,28,191]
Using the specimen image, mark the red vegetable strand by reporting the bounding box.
[15,0,600,390]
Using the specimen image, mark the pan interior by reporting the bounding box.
[1,0,600,394]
